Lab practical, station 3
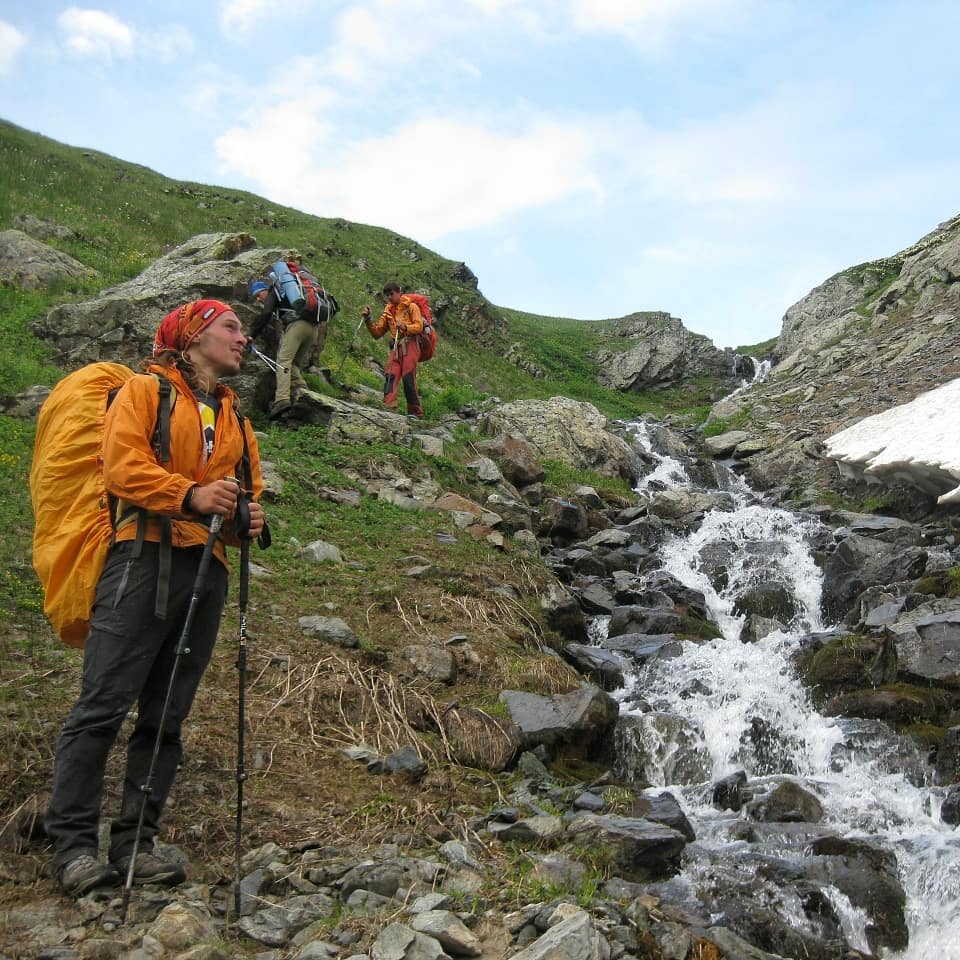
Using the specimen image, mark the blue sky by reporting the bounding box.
[2,1,959,348]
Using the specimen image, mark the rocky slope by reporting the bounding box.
[706,213,960,510]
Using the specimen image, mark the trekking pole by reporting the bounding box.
[246,342,288,374]
[120,513,224,924]
[232,532,250,922]
[333,315,368,386]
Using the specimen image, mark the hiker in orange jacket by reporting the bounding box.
[45,300,265,897]
[362,281,425,418]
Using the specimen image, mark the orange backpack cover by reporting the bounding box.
[30,362,136,648]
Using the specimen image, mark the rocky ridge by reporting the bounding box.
[706,213,960,508]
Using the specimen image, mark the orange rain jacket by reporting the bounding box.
[104,363,264,567]
[366,296,424,342]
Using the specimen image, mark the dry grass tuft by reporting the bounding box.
[438,703,518,772]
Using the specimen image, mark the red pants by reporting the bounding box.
[384,337,422,416]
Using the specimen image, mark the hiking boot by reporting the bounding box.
[112,851,186,887]
[59,854,120,897]
[268,399,292,420]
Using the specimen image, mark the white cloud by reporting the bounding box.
[219,0,272,35]
[0,21,25,74]
[570,0,752,50]
[217,113,602,239]
[141,24,195,62]
[58,7,133,61]
[325,6,390,82]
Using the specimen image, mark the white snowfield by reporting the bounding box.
[824,377,960,505]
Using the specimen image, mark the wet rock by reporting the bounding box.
[935,726,960,784]
[739,615,784,644]
[747,780,824,823]
[941,784,960,824]
[645,489,736,519]
[600,633,683,666]
[732,582,800,624]
[824,683,949,725]
[712,771,749,812]
[627,790,696,842]
[608,605,685,638]
[615,713,712,786]
[827,717,929,786]
[797,632,897,704]
[574,582,617,615]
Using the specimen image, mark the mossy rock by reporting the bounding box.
[825,683,951,725]
[799,634,892,704]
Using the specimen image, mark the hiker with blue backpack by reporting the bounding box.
[40,300,265,897]
[248,261,337,420]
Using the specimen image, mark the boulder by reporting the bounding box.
[474,433,546,486]
[509,909,610,960]
[499,684,619,756]
[562,644,626,690]
[479,397,640,482]
[0,228,95,289]
[746,781,823,823]
[540,580,588,645]
[820,534,927,622]
[566,813,687,881]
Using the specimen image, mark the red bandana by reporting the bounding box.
[153,300,233,356]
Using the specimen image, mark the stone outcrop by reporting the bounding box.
[0,228,96,289]
[28,232,302,367]
[591,312,741,391]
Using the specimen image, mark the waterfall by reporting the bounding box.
[726,355,772,400]
[612,420,960,959]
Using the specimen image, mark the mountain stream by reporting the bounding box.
[599,420,960,959]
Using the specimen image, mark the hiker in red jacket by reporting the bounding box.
[362,281,424,418]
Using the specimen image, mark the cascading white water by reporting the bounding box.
[726,355,772,399]
[614,420,960,959]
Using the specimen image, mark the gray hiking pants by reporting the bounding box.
[45,540,227,874]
